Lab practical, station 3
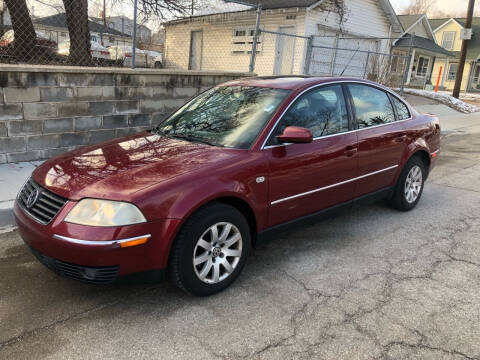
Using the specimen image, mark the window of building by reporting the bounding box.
[348,84,395,128]
[441,31,456,50]
[416,56,429,76]
[448,63,458,81]
[232,27,262,54]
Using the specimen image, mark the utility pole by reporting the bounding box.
[103,0,106,28]
[453,0,475,98]
[0,1,4,38]
[101,0,107,46]
[191,0,194,15]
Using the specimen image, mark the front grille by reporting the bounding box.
[17,178,67,225]
[29,245,119,284]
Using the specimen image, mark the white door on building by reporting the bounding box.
[274,26,296,75]
[310,28,338,76]
[189,30,203,71]
[334,38,379,77]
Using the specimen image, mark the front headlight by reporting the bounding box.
[64,199,147,227]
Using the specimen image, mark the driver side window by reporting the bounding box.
[270,85,349,144]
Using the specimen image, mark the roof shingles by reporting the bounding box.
[394,34,453,57]
[34,13,130,38]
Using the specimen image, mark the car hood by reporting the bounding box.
[33,132,243,201]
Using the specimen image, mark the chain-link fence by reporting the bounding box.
[0,0,163,68]
[1,0,463,95]
[307,38,409,89]
[162,3,412,91]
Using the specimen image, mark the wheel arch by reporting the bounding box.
[411,149,431,170]
[188,196,258,246]
[166,194,259,266]
[402,139,432,177]
[405,149,431,180]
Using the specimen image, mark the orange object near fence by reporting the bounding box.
[435,66,443,93]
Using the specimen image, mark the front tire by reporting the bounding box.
[168,203,251,296]
[389,156,426,211]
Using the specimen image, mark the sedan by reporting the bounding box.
[15,77,440,296]
[58,40,111,60]
[0,29,57,52]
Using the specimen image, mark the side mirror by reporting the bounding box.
[277,126,313,144]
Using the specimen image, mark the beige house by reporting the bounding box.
[164,0,402,76]
[430,17,480,92]
[392,14,453,88]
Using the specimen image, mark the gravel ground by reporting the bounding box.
[1,113,480,360]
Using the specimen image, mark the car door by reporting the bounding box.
[346,84,408,198]
[264,84,359,227]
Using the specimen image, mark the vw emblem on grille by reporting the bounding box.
[26,189,40,209]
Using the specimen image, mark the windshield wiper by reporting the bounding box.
[158,132,222,147]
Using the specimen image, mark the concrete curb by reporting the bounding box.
[0,161,42,229]
[0,200,15,229]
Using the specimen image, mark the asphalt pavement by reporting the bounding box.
[1,107,480,360]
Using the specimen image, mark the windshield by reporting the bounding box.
[155,86,290,149]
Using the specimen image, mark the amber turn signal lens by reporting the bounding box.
[120,236,149,248]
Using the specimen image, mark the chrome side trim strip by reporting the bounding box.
[53,234,151,246]
[271,165,399,205]
[260,79,413,150]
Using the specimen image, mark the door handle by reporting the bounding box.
[344,146,358,157]
[395,134,407,142]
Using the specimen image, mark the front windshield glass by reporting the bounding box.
[155,86,290,149]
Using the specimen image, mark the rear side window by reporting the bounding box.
[348,84,395,128]
[391,96,411,120]
[273,85,349,140]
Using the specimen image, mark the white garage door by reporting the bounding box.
[309,27,380,78]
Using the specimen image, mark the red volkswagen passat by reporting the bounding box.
[15,77,440,296]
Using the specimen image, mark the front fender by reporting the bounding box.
[134,155,269,232]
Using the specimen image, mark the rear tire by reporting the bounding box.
[388,156,426,211]
[168,202,251,296]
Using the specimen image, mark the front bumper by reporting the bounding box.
[14,201,181,280]
[27,244,120,284]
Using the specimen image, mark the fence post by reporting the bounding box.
[400,34,414,95]
[249,4,262,73]
[131,0,138,69]
[363,51,370,79]
[303,35,314,75]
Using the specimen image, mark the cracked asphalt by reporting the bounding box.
[1,110,480,360]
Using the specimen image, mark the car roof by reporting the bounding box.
[222,76,380,91]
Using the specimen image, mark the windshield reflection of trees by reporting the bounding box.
[157,86,288,149]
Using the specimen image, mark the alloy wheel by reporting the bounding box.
[193,222,243,284]
[404,165,423,203]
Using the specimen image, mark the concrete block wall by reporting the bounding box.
[0,65,251,163]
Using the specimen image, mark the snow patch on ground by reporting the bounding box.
[401,88,480,114]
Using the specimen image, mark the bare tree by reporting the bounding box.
[401,0,435,14]
[4,0,36,59]
[62,0,92,65]
[137,0,198,20]
[28,0,64,14]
